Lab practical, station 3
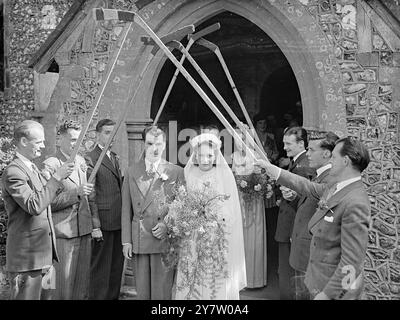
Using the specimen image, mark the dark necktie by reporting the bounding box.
[288,158,295,171]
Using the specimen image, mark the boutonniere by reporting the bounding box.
[80,162,88,173]
[317,199,334,215]
[159,173,169,181]
[317,199,328,211]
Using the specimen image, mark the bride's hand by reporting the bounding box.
[152,222,167,239]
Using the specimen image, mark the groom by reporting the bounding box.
[121,126,184,300]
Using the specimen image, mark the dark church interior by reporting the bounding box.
[151,11,303,299]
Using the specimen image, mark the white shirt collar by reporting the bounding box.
[293,150,306,163]
[60,149,71,161]
[334,176,362,195]
[316,163,332,177]
[98,144,111,157]
[15,151,34,170]
[145,158,161,172]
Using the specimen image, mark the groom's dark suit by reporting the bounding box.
[121,158,184,300]
[277,170,370,299]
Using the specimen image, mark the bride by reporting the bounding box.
[173,133,247,300]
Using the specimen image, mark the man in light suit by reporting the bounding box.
[43,120,98,299]
[275,127,315,300]
[121,126,184,300]
[86,119,124,300]
[290,131,339,300]
[2,120,74,300]
[257,136,371,300]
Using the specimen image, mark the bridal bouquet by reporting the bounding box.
[158,182,230,300]
[234,171,275,202]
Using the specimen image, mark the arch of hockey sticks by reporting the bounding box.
[67,7,271,182]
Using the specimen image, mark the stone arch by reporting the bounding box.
[125,0,344,141]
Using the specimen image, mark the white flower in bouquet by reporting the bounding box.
[160,173,168,181]
[254,184,262,191]
[178,185,186,195]
[172,226,180,235]
[240,180,248,188]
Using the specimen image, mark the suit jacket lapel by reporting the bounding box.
[141,160,168,213]
[131,159,151,199]
[94,145,120,179]
[294,152,307,169]
[13,158,43,190]
[110,152,121,175]
[308,180,363,230]
[288,151,305,172]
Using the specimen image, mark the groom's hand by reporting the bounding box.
[152,222,167,239]
[123,243,132,259]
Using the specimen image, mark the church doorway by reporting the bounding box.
[151,11,302,299]
[151,11,302,162]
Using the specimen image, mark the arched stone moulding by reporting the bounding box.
[122,0,347,160]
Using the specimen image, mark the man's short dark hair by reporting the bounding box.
[203,124,219,132]
[13,120,43,143]
[284,126,309,149]
[58,120,82,135]
[142,125,166,141]
[253,113,266,125]
[336,137,370,172]
[309,131,339,152]
[96,119,116,132]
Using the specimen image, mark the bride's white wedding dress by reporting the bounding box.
[173,134,247,300]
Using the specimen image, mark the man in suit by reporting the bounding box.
[2,120,74,300]
[290,131,339,300]
[43,120,97,299]
[86,119,124,300]
[275,127,315,300]
[257,137,371,300]
[121,126,184,300]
